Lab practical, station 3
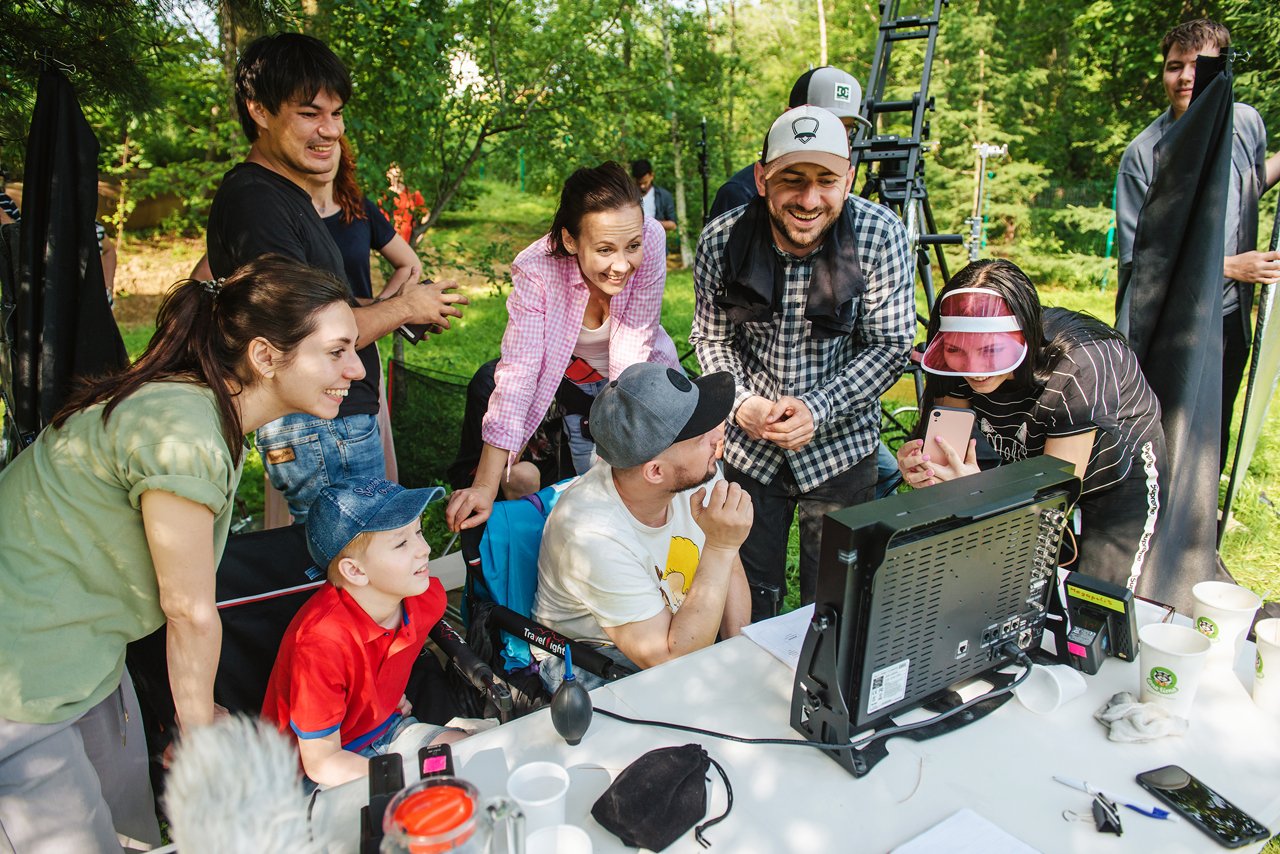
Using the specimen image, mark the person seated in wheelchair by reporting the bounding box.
[261,478,466,788]
[532,363,754,692]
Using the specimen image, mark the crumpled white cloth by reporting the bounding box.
[1093,691,1189,742]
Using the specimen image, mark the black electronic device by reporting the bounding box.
[395,278,445,344]
[418,743,455,779]
[1062,572,1139,675]
[360,753,406,854]
[1136,765,1271,849]
[791,457,1080,777]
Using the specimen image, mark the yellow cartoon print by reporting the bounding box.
[655,536,701,612]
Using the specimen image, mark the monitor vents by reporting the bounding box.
[857,500,1066,723]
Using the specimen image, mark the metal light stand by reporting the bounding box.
[964,142,1007,262]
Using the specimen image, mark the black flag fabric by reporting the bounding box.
[1115,68,1236,614]
[13,70,127,440]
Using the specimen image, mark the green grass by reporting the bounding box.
[114,181,1279,612]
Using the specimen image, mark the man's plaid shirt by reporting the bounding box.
[691,196,915,491]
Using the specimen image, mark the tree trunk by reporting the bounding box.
[816,0,828,67]
[660,11,693,268]
[422,122,515,232]
[723,0,737,178]
[217,1,239,120]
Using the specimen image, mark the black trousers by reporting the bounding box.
[1071,436,1168,601]
[725,453,877,623]
[1221,308,1250,473]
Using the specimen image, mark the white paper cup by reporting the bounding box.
[1192,581,1262,669]
[1253,618,1280,714]
[526,824,593,854]
[1014,663,1088,714]
[1138,623,1211,716]
[506,761,570,834]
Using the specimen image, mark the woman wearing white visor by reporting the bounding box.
[897,259,1167,594]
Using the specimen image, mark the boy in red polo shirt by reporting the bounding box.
[262,478,464,787]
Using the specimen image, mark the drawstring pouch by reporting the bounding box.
[590,744,733,850]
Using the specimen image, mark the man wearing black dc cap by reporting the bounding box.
[709,66,868,220]
[532,363,752,691]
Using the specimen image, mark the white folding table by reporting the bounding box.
[313,602,1280,853]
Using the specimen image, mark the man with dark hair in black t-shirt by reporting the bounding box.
[207,32,465,522]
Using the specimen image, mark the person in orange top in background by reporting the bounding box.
[382,162,429,246]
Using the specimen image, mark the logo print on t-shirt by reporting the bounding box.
[655,536,700,613]
[977,416,1030,463]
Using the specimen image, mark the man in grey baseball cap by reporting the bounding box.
[531,363,753,691]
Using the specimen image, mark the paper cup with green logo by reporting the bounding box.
[1138,623,1211,717]
[1253,618,1280,715]
[1192,581,1262,670]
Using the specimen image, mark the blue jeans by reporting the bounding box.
[562,377,608,475]
[537,645,637,694]
[875,441,903,498]
[256,413,385,523]
[353,715,457,758]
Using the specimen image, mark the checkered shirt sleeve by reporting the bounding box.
[691,197,914,491]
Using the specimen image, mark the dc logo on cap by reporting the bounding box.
[791,117,819,144]
[834,84,851,101]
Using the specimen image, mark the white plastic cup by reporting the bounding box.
[526,824,593,854]
[1253,618,1280,714]
[1014,663,1088,714]
[1138,623,1211,716]
[1192,581,1262,670]
[506,761,570,835]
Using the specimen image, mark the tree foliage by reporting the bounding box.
[3,0,1279,270]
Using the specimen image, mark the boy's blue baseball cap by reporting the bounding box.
[305,478,445,570]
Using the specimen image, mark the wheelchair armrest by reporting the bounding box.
[486,605,637,681]
[429,619,513,716]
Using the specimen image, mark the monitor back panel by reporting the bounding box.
[851,495,1067,729]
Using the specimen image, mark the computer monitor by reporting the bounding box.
[791,457,1080,776]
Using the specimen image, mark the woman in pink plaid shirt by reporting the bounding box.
[446,162,679,532]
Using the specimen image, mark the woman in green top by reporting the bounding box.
[0,254,364,851]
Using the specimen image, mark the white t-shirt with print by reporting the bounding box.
[531,462,716,652]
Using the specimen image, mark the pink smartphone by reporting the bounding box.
[923,406,975,457]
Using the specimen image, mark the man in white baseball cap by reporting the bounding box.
[691,104,914,622]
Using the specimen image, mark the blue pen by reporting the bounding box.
[1053,776,1180,822]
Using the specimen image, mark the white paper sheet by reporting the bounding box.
[741,604,815,670]
[891,808,1040,854]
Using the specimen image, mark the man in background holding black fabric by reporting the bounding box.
[1113,22,1247,612]
[207,33,463,522]
[1117,19,1280,472]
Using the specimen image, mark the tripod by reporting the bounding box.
[852,0,961,417]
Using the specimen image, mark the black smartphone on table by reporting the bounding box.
[1136,765,1271,848]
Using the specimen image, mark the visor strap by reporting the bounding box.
[938,315,1022,333]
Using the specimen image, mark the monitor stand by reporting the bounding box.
[793,606,1018,778]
